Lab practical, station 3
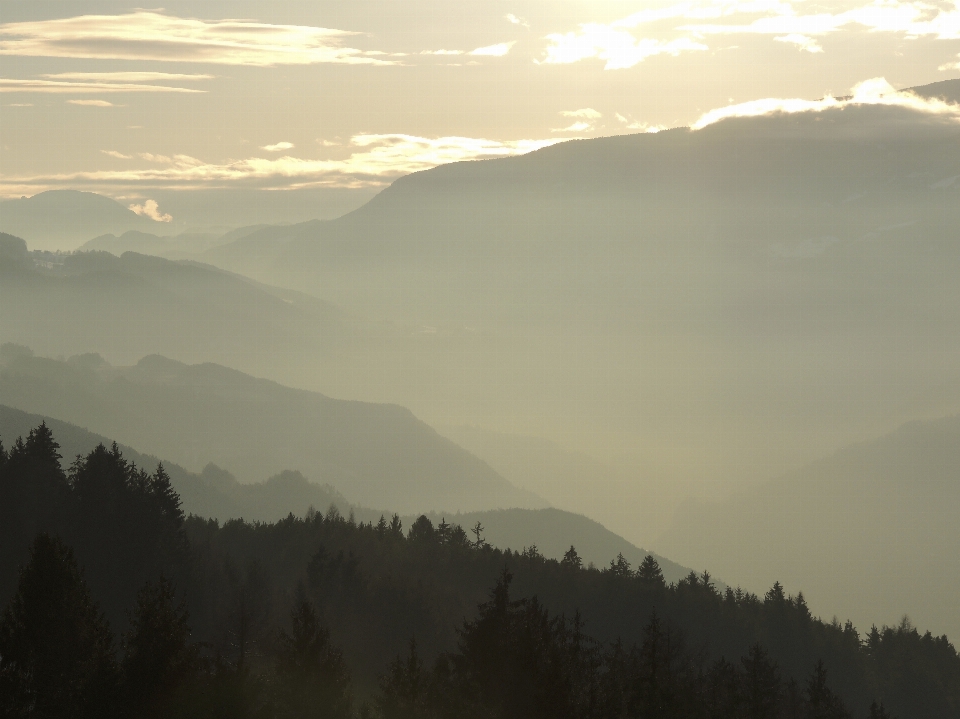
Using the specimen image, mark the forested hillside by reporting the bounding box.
[0,346,543,513]
[657,414,960,643]
[2,423,958,718]
[0,403,678,579]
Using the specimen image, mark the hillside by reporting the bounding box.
[656,414,960,643]
[0,348,545,513]
[0,190,169,251]
[189,89,960,508]
[0,402,690,580]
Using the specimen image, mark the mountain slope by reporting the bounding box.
[656,414,960,642]
[184,90,960,531]
[0,190,168,250]
[0,403,691,582]
[0,347,545,513]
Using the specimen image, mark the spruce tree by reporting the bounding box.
[122,576,200,714]
[636,555,665,587]
[0,534,118,719]
[275,588,352,719]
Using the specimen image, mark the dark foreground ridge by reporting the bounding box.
[2,424,958,718]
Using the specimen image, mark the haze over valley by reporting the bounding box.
[3,3,960,715]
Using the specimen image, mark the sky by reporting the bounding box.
[2,0,960,228]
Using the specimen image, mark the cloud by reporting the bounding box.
[67,99,116,106]
[691,77,960,129]
[615,113,665,132]
[541,0,960,69]
[0,78,205,93]
[681,0,960,40]
[774,33,823,52]
[7,102,32,106]
[469,41,515,56]
[128,199,172,222]
[506,14,530,27]
[421,49,464,55]
[542,26,707,69]
[102,150,133,159]
[262,141,294,152]
[43,72,213,82]
[561,108,602,118]
[552,121,593,132]
[940,53,960,70]
[0,11,396,66]
[0,134,563,196]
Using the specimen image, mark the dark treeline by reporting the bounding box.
[1,425,959,718]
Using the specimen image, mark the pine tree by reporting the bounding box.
[636,555,665,587]
[608,553,632,577]
[805,660,851,719]
[868,701,894,719]
[122,576,200,714]
[741,643,780,719]
[0,534,118,718]
[408,515,435,543]
[376,639,432,719]
[275,588,352,719]
[561,545,582,570]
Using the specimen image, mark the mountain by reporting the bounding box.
[414,507,694,586]
[175,86,960,542]
[0,190,170,251]
[0,347,545,513]
[0,402,693,583]
[440,426,679,545]
[0,402,345,522]
[79,230,221,258]
[0,235,353,385]
[77,224,276,260]
[656,414,960,643]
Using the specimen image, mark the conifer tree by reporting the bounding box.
[561,545,582,570]
[122,576,200,714]
[741,643,781,719]
[0,534,118,719]
[376,639,432,719]
[608,552,632,577]
[275,588,352,719]
[805,660,851,719]
[636,555,664,587]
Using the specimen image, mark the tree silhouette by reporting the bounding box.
[805,660,851,719]
[561,545,582,570]
[376,639,432,719]
[741,643,781,719]
[636,555,665,587]
[0,534,118,719]
[122,575,200,715]
[275,587,352,719]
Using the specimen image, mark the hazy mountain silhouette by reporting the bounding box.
[656,413,960,642]
[440,426,679,542]
[78,224,276,260]
[0,190,168,249]
[415,507,695,585]
[0,402,693,581]
[187,89,960,530]
[0,347,546,513]
[0,235,355,385]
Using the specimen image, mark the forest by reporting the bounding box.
[2,424,959,718]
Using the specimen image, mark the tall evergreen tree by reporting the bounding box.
[0,534,118,719]
[275,588,352,719]
[636,555,665,587]
[741,643,781,719]
[121,576,200,715]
